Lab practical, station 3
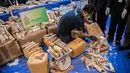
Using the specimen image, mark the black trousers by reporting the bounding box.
[124,13,130,45]
[108,3,128,41]
[97,4,108,32]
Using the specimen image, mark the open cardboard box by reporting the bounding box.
[0,39,22,66]
[17,29,47,46]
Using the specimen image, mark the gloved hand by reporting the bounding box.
[121,9,127,19]
[89,35,97,41]
[105,7,110,15]
[72,1,76,9]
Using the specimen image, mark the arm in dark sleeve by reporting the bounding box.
[73,17,82,30]
[73,18,91,38]
[91,0,97,5]
[124,0,130,11]
[92,11,97,22]
[107,0,113,8]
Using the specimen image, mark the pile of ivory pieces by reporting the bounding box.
[87,36,109,54]
[1,8,60,39]
[0,0,29,14]
[0,24,14,45]
[0,0,45,14]
[0,0,74,14]
[43,33,72,60]
[81,36,114,73]
[22,41,43,59]
[81,53,115,73]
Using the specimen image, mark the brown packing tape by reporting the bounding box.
[68,38,86,58]
[17,29,47,46]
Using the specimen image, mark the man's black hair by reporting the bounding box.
[83,4,96,14]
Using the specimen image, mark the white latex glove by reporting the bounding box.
[121,9,127,19]
[118,0,123,3]
[105,7,110,15]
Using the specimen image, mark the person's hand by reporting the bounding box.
[105,7,110,15]
[72,1,76,9]
[121,9,127,19]
[89,35,97,41]
[88,20,93,24]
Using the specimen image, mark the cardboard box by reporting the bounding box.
[68,38,86,58]
[18,29,47,46]
[85,23,104,37]
[27,52,49,73]
[0,50,6,66]
[0,40,22,66]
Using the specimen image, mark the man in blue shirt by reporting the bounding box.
[57,4,97,43]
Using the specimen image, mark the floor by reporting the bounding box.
[0,17,130,73]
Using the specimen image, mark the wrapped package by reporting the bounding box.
[18,29,47,45]
[27,52,49,73]
[85,23,104,37]
[68,38,86,58]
